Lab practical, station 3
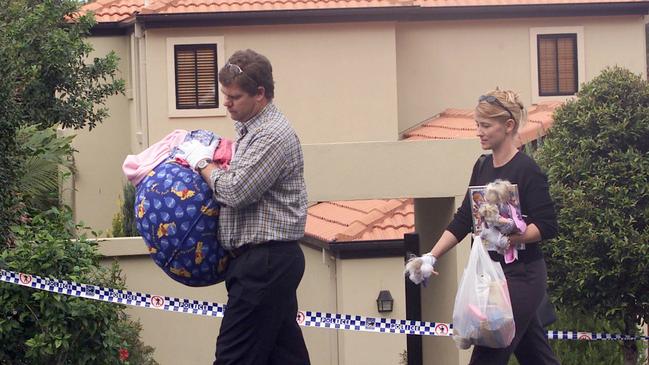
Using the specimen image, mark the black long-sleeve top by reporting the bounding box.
[447,152,558,243]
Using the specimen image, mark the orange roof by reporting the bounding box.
[82,0,143,23]
[306,199,414,242]
[82,0,649,23]
[402,101,562,146]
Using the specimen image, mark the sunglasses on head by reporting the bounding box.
[225,63,259,89]
[226,63,245,75]
[479,95,515,121]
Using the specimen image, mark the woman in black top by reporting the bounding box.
[410,89,561,364]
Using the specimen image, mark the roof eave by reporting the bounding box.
[131,2,649,28]
[301,235,407,259]
[329,239,406,259]
[90,18,136,36]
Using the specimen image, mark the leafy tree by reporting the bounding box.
[536,66,649,365]
[0,2,155,363]
[0,0,124,248]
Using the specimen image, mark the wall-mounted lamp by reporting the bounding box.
[376,290,394,313]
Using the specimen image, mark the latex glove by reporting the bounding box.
[404,253,437,285]
[176,139,218,170]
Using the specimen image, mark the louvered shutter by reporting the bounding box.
[174,44,218,109]
[538,34,578,96]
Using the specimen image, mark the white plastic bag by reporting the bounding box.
[452,236,515,349]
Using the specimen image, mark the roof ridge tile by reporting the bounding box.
[419,124,475,131]
[338,199,412,240]
[307,213,348,226]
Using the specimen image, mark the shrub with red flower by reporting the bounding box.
[119,348,130,362]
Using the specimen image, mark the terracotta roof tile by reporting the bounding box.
[419,0,648,5]
[402,109,477,141]
[82,0,648,23]
[402,101,562,146]
[154,0,402,14]
[81,0,144,22]
[305,199,414,242]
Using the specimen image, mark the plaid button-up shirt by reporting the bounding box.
[210,103,307,250]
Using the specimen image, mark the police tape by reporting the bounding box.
[1,269,647,341]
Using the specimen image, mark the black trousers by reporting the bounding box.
[469,257,560,365]
[213,241,310,365]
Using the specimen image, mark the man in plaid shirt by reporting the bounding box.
[179,49,310,365]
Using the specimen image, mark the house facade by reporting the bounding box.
[73,0,649,364]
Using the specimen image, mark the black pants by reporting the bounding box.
[214,241,310,365]
[469,257,560,365]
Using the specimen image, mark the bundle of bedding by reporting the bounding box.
[122,129,233,286]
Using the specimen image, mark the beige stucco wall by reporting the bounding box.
[68,35,132,232]
[335,257,407,365]
[303,138,483,202]
[414,197,473,365]
[299,245,340,365]
[396,15,647,132]
[584,16,647,80]
[142,23,399,146]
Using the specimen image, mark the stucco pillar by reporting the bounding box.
[414,196,472,365]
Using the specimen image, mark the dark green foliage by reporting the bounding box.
[112,183,138,237]
[0,30,21,248]
[508,308,646,365]
[536,67,649,364]
[0,0,124,248]
[0,2,151,363]
[549,309,646,365]
[16,126,76,212]
[4,0,124,131]
[0,208,157,364]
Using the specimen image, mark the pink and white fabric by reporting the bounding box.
[122,130,188,186]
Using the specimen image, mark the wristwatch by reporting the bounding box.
[196,158,212,171]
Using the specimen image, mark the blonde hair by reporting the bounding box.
[475,88,527,133]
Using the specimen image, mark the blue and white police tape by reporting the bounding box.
[1,269,647,341]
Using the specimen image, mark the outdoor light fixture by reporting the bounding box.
[376,290,394,313]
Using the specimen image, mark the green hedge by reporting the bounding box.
[0,208,157,365]
[508,308,646,365]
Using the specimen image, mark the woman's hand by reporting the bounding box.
[405,253,438,285]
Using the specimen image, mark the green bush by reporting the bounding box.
[549,309,646,365]
[0,207,157,364]
[508,308,646,365]
[536,66,649,364]
[111,183,137,237]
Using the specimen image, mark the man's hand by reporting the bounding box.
[176,140,218,170]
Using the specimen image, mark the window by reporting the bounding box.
[175,44,218,109]
[537,34,577,96]
[167,36,225,118]
[530,27,584,103]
